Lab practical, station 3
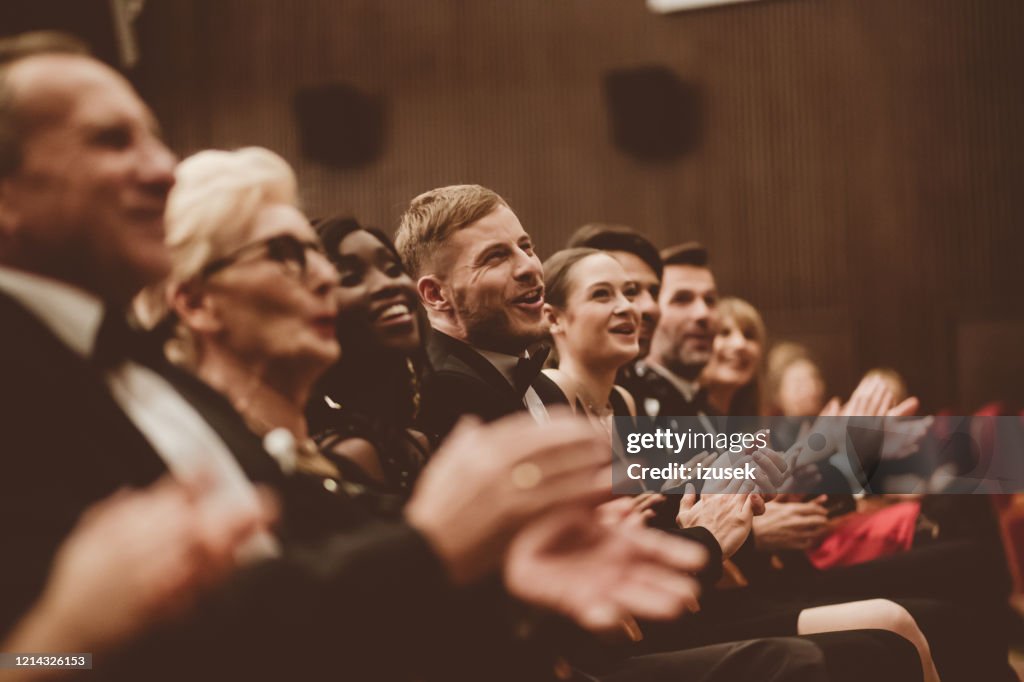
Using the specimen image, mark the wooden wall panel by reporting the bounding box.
[133,0,1024,410]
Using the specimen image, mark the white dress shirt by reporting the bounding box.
[0,265,277,559]
[474,347,551,424]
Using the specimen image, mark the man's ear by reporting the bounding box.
[170,283,223,335]
[543,302,562,335]
[417,275,451,313]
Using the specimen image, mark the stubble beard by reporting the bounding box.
[658,340,710,381]
[459,303,545,355]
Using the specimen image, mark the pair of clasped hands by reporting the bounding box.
[664,374,933,560]
[601,433,790,563]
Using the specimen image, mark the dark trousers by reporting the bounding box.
[592,630,921,682]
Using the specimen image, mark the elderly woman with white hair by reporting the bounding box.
[137,148,355,488]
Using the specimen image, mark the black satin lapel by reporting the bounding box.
[426,329,520,405]
[533,373,569,406]
[0,292,167,485]
[154,362,286,485]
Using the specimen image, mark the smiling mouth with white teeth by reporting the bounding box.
[725,356,752,370]
[378,303,410,321]
[370,300,416,333]
[609,322,637,336]
[512,288,543,305]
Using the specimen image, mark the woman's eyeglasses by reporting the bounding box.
[200,234,329,280]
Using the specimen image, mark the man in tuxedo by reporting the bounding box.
[395,184,569,441]
[1,32,921,682]
[630,241,720,420]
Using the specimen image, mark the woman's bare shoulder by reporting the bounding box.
[613,384,637,417]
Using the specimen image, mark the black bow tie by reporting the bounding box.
[513,345,550,396]
[92,308,163,369]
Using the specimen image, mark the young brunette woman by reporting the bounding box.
[541,248,641,429]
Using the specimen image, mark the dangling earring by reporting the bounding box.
[407,357,421,419]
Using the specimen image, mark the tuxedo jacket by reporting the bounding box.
[617,360,711,420]
[0,291,520,682]
[417,332,726,586]
[418,328,569,442]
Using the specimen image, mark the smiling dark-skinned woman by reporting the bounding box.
[306,216,429,500]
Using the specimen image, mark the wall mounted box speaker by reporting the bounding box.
[603,66,702,162]
[293,83,386,168]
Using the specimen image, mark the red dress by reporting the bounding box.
[808,501,920,569]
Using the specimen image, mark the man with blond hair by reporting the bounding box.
[396,184,568,440]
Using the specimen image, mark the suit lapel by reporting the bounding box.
[533,372,569,407]
[426,329,574,409]
[156,361,285,485]
[0,291,167,485]
[426,329,521,410]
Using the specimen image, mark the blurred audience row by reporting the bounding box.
[0,30,1016,682]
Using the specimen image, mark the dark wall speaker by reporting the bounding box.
[293,83,386,168]
[603,66,702,162]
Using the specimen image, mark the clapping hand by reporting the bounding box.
[793,375,925,468]
[505,505,705,636]
[753,496,830,551]
[406,409,610,585]
[675,478,758,559]
[597,493,666,529]
[8,476,276,655]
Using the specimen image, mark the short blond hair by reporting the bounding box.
[394,184,506,278]
[136,147,298,339]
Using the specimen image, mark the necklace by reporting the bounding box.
[570,378,613,418]
[579,396,613,417]
[239,406,342,480]
[562,374,615,439]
